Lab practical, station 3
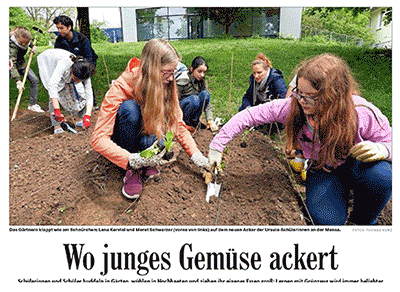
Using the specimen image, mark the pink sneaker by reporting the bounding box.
[143,166,159,180]
[122,169,143,199]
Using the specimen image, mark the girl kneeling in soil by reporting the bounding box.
[209,53,392,225]
[38,48,95,134]
[91,39,210,199]
[176,56,218,132]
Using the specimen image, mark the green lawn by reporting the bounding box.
[9,37,392,124]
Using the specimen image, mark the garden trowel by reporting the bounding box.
[61,121,78,134]
[205,169,221,203]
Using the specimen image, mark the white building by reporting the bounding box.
[370,7,392,49]
[119,7,302,42]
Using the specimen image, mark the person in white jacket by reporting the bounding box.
[37,48,95,134]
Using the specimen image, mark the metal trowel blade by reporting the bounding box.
[206,182,221,203]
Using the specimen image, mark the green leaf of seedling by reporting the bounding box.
[140,145,160,158]
[165,131,174,141]
[164,131,175,152]
[140,149,154,158]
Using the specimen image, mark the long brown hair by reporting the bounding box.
[133,39,181,140]
[285,53,359,170]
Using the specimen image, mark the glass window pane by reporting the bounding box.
[155,7,168,16]
[135,7,282,40]
[188,15,203,39]
[169,15,187,39]
[169,7,186,15]
[136,15,155,41]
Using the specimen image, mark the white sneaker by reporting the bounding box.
[28,104,44,113]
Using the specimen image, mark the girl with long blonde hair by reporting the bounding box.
[91,39,209,199]
[209,53,392,225]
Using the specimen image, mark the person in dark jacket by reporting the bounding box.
[239,53,287,133]
[53,15,99,109]
[239,53,287,111]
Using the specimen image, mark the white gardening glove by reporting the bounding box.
[349,141,389,162]
[208,148,223,171]
[191,151,211,171]
[16,80,24,91]
[31,45,37,54]
[128,141,167,169]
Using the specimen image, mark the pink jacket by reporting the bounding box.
[210,95,392,162]
[91,58,199,170]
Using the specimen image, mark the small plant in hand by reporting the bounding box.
[139,131,175,160]
[140,144,161,158]
[162,131,175,160]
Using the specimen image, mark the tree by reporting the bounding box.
[90,20,109,43]
[304,7,370,18]
[302,7,375,44]
[24,7,75,30]
[382,7,392,25]
[10,7,36,29]
[9,7,51,46]
[305,7,392,25]
[77,7,91,43]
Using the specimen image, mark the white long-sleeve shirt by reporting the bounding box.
[37,48,93,109]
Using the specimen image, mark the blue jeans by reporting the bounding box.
[111,99,158,153]
[179,90,210,126]
[17,67,39,105]
[305,158,392,225]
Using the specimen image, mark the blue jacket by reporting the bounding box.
[239,68,287,111]
[54,30,98,66]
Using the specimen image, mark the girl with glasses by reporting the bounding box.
[91,39,210,200]
[209,53,391,225]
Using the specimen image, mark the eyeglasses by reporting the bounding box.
[291,87,320,105]
[161,69,176,79]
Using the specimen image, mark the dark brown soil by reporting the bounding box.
[9,109,391,226]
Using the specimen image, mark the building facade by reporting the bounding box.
[120,7,302,42]
[370,7,392,49]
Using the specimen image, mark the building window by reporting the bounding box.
[377,9,389,30]
[136,7,281,41]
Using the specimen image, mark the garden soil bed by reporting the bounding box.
[9,109,392,226]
